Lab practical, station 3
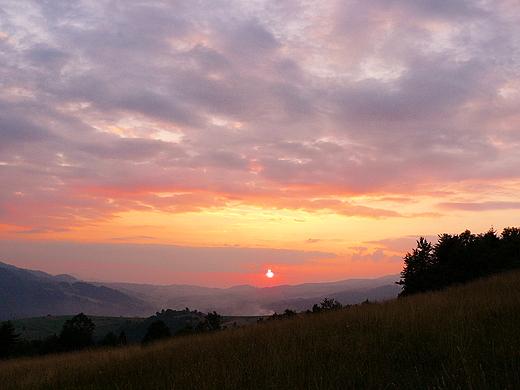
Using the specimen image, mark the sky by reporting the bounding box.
[1,0,520,288]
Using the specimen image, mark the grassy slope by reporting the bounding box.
[2,270,520,390]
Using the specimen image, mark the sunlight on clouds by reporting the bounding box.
[498,80,520,99]
[0,87,36,102]
[210,117,245,130]
[94,119,184,143]
[357,57,407,83]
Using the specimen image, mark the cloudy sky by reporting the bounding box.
[1,0,519,287]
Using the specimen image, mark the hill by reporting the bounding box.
[0,262,154,320]
[2,269,520,389]
[0,260,400,318]
[99,274,401,315]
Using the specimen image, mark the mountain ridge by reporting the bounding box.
[0,261,401,318]
[0,262,154,320]
[99,273,401,315]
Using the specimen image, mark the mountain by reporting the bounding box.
[0,262,154,320]
[0,260,401,318]
[100,274,402,315]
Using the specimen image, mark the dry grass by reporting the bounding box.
[2,270,520,389]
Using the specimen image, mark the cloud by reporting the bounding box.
[1,0,520,233]
[438,201,520,212]
[0,240,337,275]
[11,227,72,234]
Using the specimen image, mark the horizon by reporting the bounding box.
[1,1,520,288]
[0,253,400,290]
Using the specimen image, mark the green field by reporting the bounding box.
[2,270,520,389]
[11,314,261,342]
[11,315,144,341]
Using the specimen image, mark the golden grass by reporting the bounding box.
[2,270,520,389]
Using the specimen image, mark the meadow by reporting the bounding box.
[11,315,144,342]
[2,270,520,389]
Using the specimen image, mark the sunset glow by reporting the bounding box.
[1,1,520,288]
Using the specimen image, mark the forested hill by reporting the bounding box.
[397,227,520,296]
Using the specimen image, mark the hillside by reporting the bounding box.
[0,262,154,320]
[100,274,401,315]
[2,269,520,389]
[0,260,400,318]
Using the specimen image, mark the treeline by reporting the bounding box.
[0,309,220,360]
[261,297,345,322]
[398,227,520,296]
[0,313,127,359]
[0,297,354,360]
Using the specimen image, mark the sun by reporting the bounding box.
[266,269,274,278]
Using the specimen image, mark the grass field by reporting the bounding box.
[2,270,520,389]
[11,315,144,341]
[10,314,261,343]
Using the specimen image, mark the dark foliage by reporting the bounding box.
[118,329,127,346]
[0,321,20,359]
[123,309,205,343]
[197,311,222,331]
[398,227,520,296]
[59,313,95,351]
[268,298,344,321]
[173,324,196,337]
[142,320,172,343]
[100,332,119,347]
[311,298,343,313]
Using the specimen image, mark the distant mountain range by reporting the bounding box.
[0,262,154,320]
[100,274,402,316]
[0,261,402,319]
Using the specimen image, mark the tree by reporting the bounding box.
[500,227,520,270]
[0,320,20,359]
[100,332,118,347]
[397,237,435,296]
[118,330,128,346]
[398,227,520,297]
[59,313,95,351]
[174,324,196,337]
[321,298,342,311]
[199,311,221,331]
[142,320,172,343]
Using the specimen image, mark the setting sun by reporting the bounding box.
[266,269,274,278]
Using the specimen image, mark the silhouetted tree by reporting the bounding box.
[0,320,20,359]
[397,237,435,296]
[500,227,520,270]
[37,334,61,355]
[59,313,95,351]
[100,332,118,347]
[174,324,195,337]
[142,320,172,343]
[118,330,127,346]
[10,338,38,357]
[398,227,520,297]
[315,298,342,312]
[198,311,221,331]
[268,309,298,320]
